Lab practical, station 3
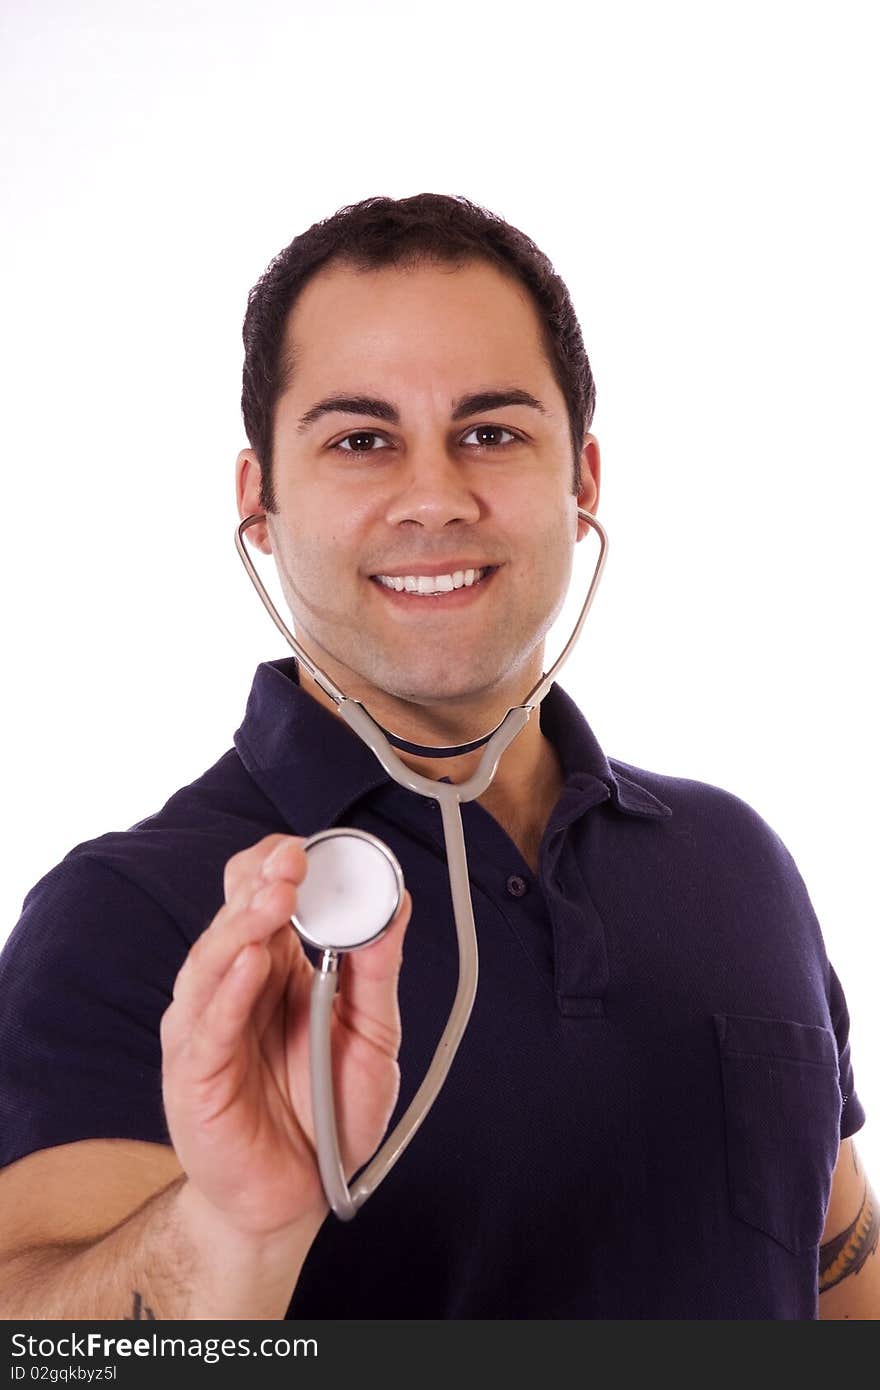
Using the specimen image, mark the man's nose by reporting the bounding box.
[382,447,482,529]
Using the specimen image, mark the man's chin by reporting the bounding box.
[362,658,543,720]
[301,634,535,712]
[329,655,495,707]
[369,676,492,709]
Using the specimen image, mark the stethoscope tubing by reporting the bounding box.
[308,793,478,1219]
[235,507,608,1218]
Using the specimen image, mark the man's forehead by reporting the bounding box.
[276,260,556,420]
[285,257,544,351]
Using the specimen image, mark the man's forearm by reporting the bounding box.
[0,1176,325,1320]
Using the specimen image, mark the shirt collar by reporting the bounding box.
[234,657,672,835]
[539,678,672,821]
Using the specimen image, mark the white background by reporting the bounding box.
[2,0,877,1180]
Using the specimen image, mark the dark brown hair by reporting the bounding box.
[241,193,596,511]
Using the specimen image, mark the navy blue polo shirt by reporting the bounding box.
[0,657,865,1318]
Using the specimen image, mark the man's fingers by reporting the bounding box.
[223,834,307,908]
[250,922,302,1040]
[166,837,411,1078]
[170,837,307,1023]
[183,939,275,1081]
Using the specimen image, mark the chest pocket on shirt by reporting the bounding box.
[713,1013,842,1254]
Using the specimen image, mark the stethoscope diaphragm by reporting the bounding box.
[291,827,405,953]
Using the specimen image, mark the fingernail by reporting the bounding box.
[263,840,292,876]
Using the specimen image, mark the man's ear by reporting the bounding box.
[235,449,273,554]
[575,434,601,543]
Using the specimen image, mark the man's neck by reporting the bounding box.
[296,662,565,871]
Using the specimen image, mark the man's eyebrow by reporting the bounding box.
[295,387,548,434]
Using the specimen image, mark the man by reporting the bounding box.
[0,193,876,1319]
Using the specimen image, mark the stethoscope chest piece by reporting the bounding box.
[292,827,405,953]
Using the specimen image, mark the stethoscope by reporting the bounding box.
[235,507,608,1219]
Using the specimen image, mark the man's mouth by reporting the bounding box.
[372,565,496,595]
[369,564,500,604]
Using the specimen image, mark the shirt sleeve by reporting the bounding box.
[827,960,866,1141]
[0,853,189,1170]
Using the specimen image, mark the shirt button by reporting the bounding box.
[506,874,529,898]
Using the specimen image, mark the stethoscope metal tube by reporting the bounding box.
[236,507,608,1218]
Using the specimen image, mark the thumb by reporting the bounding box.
[334,890,412,1057]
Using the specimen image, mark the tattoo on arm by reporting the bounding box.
[819,1182,879,1293]
[124,1289,157,1320]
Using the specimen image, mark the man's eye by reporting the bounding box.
[333,432,392,453]
[332,425,518,453]
[461,425,518,448]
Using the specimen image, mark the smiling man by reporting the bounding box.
[0,193,876,1321]
[237,255,600,873]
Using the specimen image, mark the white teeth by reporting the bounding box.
[376,567,488,594]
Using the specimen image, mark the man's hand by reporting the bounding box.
[160,834,411,1241]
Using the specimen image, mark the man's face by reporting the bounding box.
[238,257,599,717]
